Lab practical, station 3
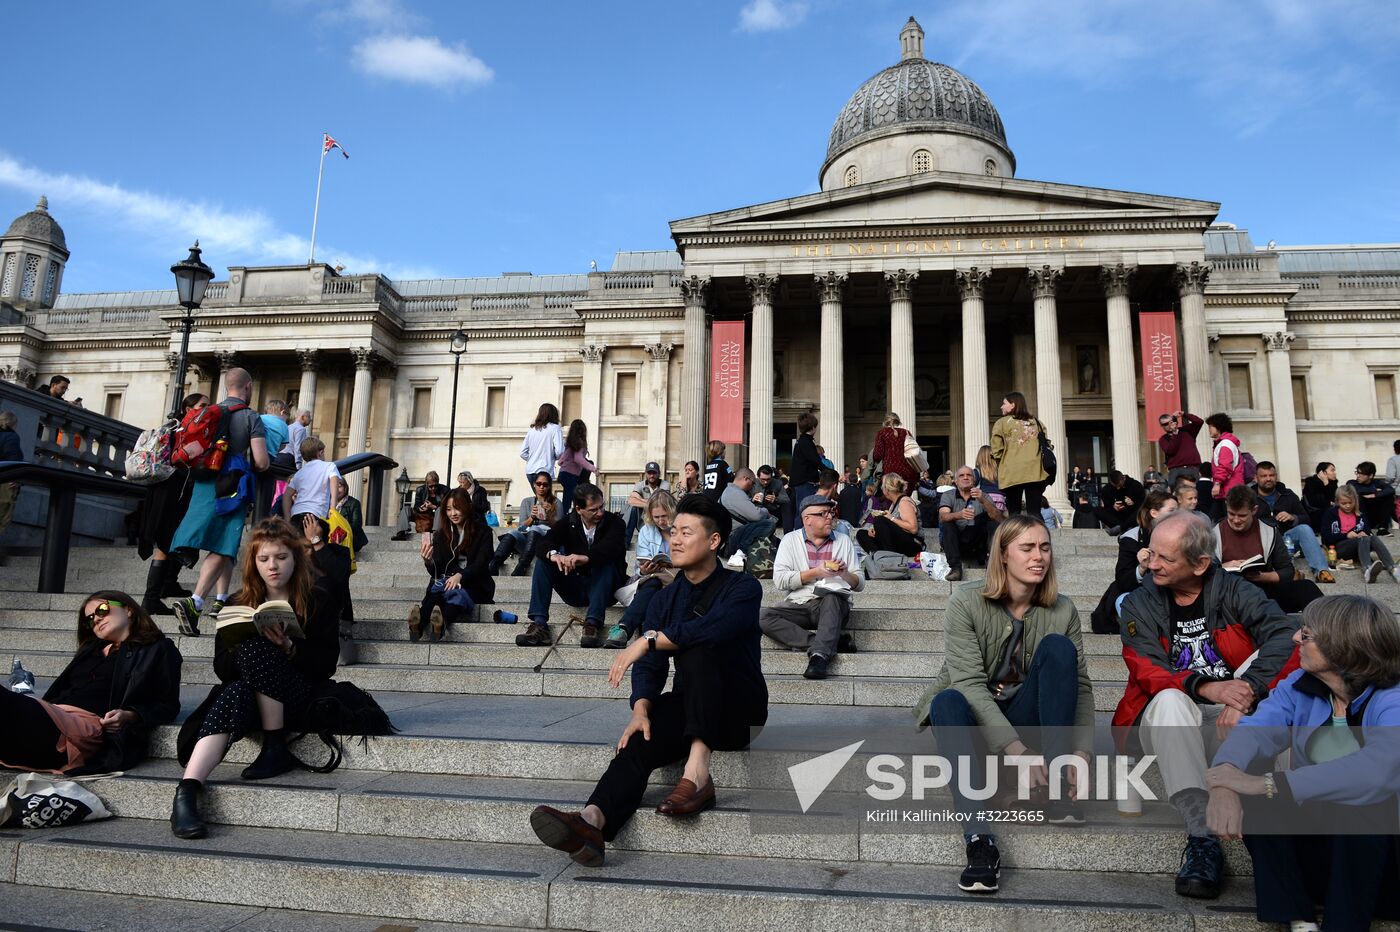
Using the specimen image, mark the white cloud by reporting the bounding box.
[738,0,809,33]
[352,34,493,89]
[0,154,438,282]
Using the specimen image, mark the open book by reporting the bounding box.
[213,600,304,648]
[1223,554,1268,574]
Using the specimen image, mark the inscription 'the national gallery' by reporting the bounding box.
[787,236,1088,258]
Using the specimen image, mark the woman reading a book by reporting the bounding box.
[0,591,181,774]
[604,490,678,649]
[409,487,495,642]
[171,517,340,839]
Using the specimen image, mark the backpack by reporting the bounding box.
[1240,451,1258,484]
[864,550,912,580]
[171,402,247,477]
[1035,419,1058,485]
[900,429,929,475]
[744,530,777,579]
[124,421,177,484]
[212,454,255,516]
[293,681,397,773]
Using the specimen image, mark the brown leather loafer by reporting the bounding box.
[656,778,715,817]
[529,805,605,867]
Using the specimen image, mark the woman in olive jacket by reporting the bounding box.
[989,391,1049,517]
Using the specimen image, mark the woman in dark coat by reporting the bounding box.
[0,590,181,774]
[409,488,495,642]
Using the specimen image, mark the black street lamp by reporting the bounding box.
[395,467,411,509]
[444,328,469,483]
[168,241,215,420]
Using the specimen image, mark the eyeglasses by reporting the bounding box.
[1298,627,1315,643]
[83,599,123,624]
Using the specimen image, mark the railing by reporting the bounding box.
[603,273,654,290]
[403,296,458,313]
[1281,274,1321,290]
[1339,274,1400,289]
[204,283,229,300]
[1210,256,1260,272]
[471,295,531,311]
[46,310,92,326]
[544,294,580,308]
[100,307,155,324]
[322,277,368,295]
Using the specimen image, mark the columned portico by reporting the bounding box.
[346,347,376,498]
[816,271,848,469]
[1263,331,1302,486]
[296,349,319,417]
[1028,265,1069,510]
[746,274,777,470]
[679,276,709,461]
[885,269,917,427]
[1100,263,1141,481]
[1175,261,1214,462]
[955,267,990,465]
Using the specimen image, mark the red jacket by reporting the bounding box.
[872,427,919,486]
[1211,432,1246,498]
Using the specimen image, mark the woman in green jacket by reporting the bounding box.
[912,513,1095,895]
[989,391,1049,516]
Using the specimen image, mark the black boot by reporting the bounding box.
[142,561,174,616]
[489,537,516,576]
[512,548,535,577]
[161,559,191,598]
[241,729,297,780]
[170,778,207,839]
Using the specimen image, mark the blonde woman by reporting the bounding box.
[913,513,1094,893]
[856,473,922,557]
[1322,485,1397,582]
[871,412,919,487]
[605,490,679,648]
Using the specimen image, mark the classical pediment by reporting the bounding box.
[670,172,1219,242]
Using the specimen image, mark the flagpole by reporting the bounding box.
[309,137,328,266]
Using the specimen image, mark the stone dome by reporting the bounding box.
[4,196,67,252]
[821,18,1015,184]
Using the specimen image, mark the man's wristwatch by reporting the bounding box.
[547,550,559,559]
[644,630,658,652]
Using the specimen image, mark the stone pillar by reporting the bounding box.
[746,274,778,470]
[955,267,990,465]
[1263,331,1302,487]
[346,347,377,498]
[815,271,848,469]
[296,349,320,418]
[949,336,964,469]
[580,343,606,489]
[1100,263,1142,480]
[679,276,710,463]
[1028,265,1070,511]
[1174,261,1214,462]
[885,269,918,429]
[644,342,673,470]
[214,350,238,400]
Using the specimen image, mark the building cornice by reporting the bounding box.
[401,325,584,342]
[673,217,1211,248]
[575,307,685,321]
[1288,309,1400,323]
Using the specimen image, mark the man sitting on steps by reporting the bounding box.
[514,483,626,650]
[939,466,1005,581]
[527,495,768,866]
[1250,461,1333,584]
[760,494,864,680]
[720,467,778,560]
[1211,485,1324,613]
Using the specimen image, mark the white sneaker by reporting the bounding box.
[726,551,747,568]
[1392,567,1400,585]
[1290,922,1320,932]
[1366,559,1384,584]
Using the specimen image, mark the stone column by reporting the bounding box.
[1100,263,1142,480]
[679,276,710,463]
[885,269,918,429]
[1263,331,1302,487]
[214,350,238,400]
[955,267,990,465]
[1174,261,1214,462]
[346,347,376,498]
[815,271,848,469]
[1028,265,1070,511]
[644,342,673,470]
[296,349,320,419]
[580,343,606,488]
[746,274,778,470]
[949,336,964,469]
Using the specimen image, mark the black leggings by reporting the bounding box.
[0,686,66,771]
[1002,482,1048,516]
[1335,536,1395,570]
[856,516,923,557]
[197,638,311,744]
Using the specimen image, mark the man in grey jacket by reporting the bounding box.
[720,469,777,559]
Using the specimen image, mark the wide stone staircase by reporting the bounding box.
[1,528,1397,930]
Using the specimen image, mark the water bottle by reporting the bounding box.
[493,610,518,625]
[1284,535,1298,559]
[1326,545,1338,568]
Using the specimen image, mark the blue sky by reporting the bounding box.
[3,0,1397,292]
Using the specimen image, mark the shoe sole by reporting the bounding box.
[958,877,999,893]
[173,602,200,637]
[171,825,207,840]
[603,640,627,649]
[430,608,446,640]
[529,809,604,867]
[1366,563,1383,583]
[1175,880,1221,899]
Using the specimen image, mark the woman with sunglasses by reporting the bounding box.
[409,488,495,642]
[0,592,181,774]
[171,518,341,839]
[490,471,560,577]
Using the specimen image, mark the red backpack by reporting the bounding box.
[171,402,246,477]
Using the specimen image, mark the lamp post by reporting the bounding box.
[395,467,412,530]
[168,242,214,420]
[444,328,469,484]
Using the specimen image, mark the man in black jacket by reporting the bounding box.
[1094,470,1146,535]
[516,483,627,649]
[1250,462,1333,584]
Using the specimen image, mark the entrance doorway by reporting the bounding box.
[1065,419,1114,474]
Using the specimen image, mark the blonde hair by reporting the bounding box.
[644,490,678,527]
[975,445,997,484]
[882,412,902,429]
[1335,485,1359,512]
[981,514,1058,608]
[707,440,726,460]
[881,473,907,496]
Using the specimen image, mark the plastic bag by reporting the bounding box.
[916,551,952,582]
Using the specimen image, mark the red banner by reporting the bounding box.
[1139,311,1181,442]
[709,320,746,443]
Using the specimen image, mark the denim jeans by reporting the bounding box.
[624,507,642,547]
[929,634,1082,839]
[527,557,623,626]
[1284,525,1327,573]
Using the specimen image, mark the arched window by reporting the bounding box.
[844,164,861,187]
[983,158,998,177]
[911,149,933,174]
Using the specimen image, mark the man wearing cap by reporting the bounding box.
[761,494,864,680]
[625,463,670,548]
[457,470,490,517]
[753,465,792,531]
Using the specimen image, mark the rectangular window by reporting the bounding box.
[561,384,581,425]
[103,392,123,420]
[614,372,638,416]
[411,387,432,428]
[1291,375,1310,420]
[1377,374,1397,420]
[1227,363,1253,409]
[486,386,506,427]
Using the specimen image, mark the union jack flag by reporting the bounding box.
[323,133,350,159]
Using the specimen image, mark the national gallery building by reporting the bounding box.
[2,18,1398,518]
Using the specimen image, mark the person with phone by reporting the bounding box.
[1158,410,1205,491]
